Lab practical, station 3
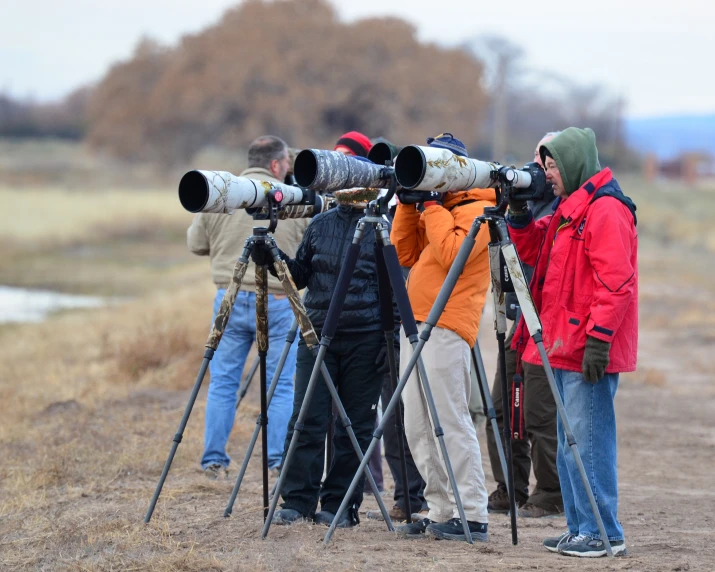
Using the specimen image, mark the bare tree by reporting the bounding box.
[463,35,524,160]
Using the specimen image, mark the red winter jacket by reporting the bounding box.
[509,168,638,373]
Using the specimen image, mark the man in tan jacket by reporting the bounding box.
[187,135,308,479]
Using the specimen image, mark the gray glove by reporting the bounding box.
[582,336,611,383]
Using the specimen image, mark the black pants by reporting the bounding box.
[485,342,562,509]
[381,373,426,514]
[280,331,384,517]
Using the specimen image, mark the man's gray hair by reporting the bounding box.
[247,135,288,170]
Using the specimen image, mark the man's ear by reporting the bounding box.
[269,158,280,177]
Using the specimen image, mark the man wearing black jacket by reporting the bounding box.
[253,193,395,528]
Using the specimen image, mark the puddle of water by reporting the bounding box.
[0,285,106,324]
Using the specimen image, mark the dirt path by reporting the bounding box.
[1,238,714,571]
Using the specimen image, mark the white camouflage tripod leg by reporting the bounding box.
[493,217,614,558]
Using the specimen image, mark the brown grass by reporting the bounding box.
[2,170,715,570]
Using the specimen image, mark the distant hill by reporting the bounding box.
[626,114,715,159]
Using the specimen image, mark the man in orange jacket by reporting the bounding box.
[391,133,495,542]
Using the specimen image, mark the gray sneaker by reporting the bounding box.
[271,509,306,525]
[560,535,627,558]
[543,532,577,553]
[203,463,228,480]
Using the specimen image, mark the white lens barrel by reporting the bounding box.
[395,146,501,192]
[179,170,305,213]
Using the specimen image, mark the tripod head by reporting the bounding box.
[365,161,397,219]
[249,188,283,233]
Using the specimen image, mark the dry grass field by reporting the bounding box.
[0,162,714,570]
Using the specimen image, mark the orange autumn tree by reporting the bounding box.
[87,0,487,166]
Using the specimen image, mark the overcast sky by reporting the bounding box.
[0,0,711,118]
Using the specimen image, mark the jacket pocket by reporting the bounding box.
[562,309,589,355]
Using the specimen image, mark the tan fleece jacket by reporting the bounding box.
[186,167,309,294]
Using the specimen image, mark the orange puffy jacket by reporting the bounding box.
[391,189,497,346]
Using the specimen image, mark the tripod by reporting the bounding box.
[144,217,391,525]
[471,341,510,508]
[261,197,475,544]
[331,196,614,553]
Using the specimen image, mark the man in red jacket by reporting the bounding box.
[506,127,637,558]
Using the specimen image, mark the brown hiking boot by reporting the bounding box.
[366,504,409,522]
[519,502,564,518]
[487,488,511,514]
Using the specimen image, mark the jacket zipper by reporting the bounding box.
[333,209,355,280]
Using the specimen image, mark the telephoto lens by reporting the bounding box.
[178,170,306,214]
[293,149,392,191]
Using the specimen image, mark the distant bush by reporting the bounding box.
[86,0,488,165]
[0,87,90,139]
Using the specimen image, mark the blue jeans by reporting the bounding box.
[554,369,624,541]
[202,289,297,470]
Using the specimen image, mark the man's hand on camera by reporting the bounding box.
[582,336,611,383]
[506,193,531,227]
[507,195,529,215]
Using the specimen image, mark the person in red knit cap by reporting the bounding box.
[334,131,372,158]
[331,130,386,496]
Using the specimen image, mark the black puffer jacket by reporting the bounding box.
[286,204,395,334]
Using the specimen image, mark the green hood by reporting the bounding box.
[540,127,601,195]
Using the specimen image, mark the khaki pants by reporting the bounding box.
[401,324,489,523]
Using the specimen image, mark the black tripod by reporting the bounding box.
[329,196,613,555]
[235,355,259,410]
[471,341,510,507]
[263,195,475,544]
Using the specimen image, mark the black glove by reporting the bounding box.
[508,196,528,214]
[250,243,288,277]
[375,342,400,374]
[250,242,272,267]
[506,193,531,227]
[582,336,611,383]
[396,190,443,206]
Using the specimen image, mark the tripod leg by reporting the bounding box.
[497,329,519,543]
[325,221,483,545]
[224,320,299,516]
[144,350,212,523]
[471,343,509,498]
[236,354,259,410]
[144,240,252,523]
[375,243,411,521]
[255,264,270,521]
[326,408,335,477]
[487,233,519,544]
[496,227,613,557]
[262,344,328,538]
[317,362,395,531]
